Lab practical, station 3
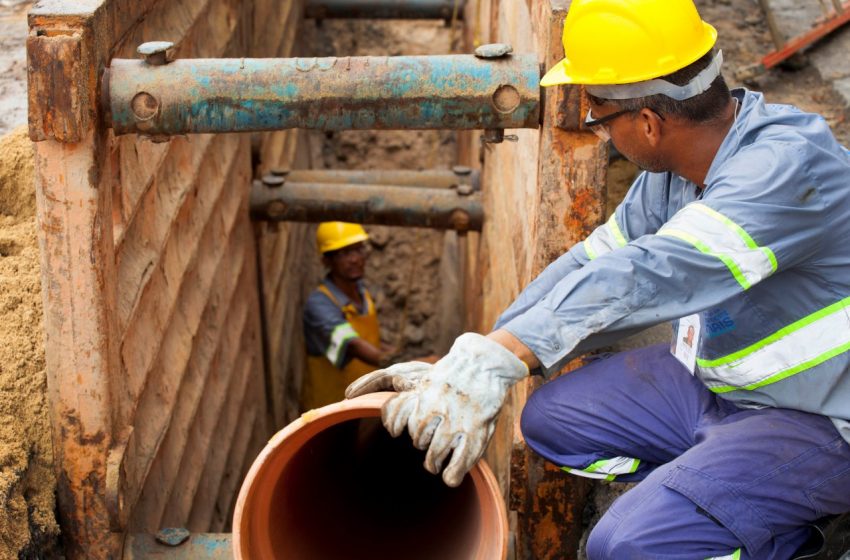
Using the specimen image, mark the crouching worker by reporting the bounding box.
[301,222,395,411]
[346,1,850,558]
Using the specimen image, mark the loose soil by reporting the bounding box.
[0,126,58,560]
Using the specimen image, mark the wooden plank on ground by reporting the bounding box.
[119,137,249,522]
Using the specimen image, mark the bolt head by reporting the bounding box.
[474,43,513,59]
[452,165,472,176]
[138,41,175,65]
[155,527,190,547]
[262,174,286,187]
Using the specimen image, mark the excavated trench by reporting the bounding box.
[2,0,850,557]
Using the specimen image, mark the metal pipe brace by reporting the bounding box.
[105,43,540,138]
[250,177,483,232]
[305,0,465,20]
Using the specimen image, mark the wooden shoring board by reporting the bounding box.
[28,2,161,556]
[27,0,270,556]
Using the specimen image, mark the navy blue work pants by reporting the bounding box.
[520,344,850,559]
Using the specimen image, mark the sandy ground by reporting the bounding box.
[0,2,29,137]
[0,126,58,560]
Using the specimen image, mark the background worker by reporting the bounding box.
[301,221,395,410]
[347,0,850,558]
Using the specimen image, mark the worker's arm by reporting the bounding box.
[494,170,672,330]
[347,141,824,486]
[501,143,824,375]
[303,291,379,368]
[345,337,392,367]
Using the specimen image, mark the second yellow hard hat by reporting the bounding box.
[316,222,370,254]
[541,0,717,87]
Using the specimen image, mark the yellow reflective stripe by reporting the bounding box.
[583,216,629,261]
[698,296,850,393]
[583,239,598,260]
[561,456,640,481]
[607,213,628,247]
[326,322,358,367]
[658,203,775,290]
[692,204,777,273]
[659,229,751,289]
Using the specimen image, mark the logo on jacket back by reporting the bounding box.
[704,308,736,338]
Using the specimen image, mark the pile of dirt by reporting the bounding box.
[304,19,461,361]
[0,126,58,559]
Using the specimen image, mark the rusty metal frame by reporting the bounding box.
[305,0,465,20]
[757,0,850,71]
[250,179,483,231]
[104,51,541,137]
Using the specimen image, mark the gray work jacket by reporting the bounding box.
[497,89,850,441]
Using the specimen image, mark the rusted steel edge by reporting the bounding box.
[27,28,88,142]
[761,0,850,69]
[305,0,464,20]
[250,180,484,232]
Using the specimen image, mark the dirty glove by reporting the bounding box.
[345,332,529,487]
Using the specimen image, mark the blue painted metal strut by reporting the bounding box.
[305,0,464,19]
[105,54,540,136]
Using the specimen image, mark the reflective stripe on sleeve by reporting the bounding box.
[583,214,629,261]
[561,456,640,481]
[658,203,777,290]
[698,295,850,393]
[706,548,741,560]
[326,322,358,366]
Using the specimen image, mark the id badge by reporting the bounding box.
[671,314,701,374]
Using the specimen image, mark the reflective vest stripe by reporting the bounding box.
[706,548,741,560]
[584,214,629,261]
[658,203,777,290]
[561,456,640,481]
[698,295,850,393]
[326,322,358,367]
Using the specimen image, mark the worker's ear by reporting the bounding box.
[637,107,664,148]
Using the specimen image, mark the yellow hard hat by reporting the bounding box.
[316,222,370,254]
[540,0,717,87]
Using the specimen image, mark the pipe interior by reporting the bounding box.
[266,418,481,560]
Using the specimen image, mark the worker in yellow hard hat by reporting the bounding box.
[348,0,850,558]
[300,222,394,410]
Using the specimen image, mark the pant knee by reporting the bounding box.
[519,390,552,450]
[586,511,649,560]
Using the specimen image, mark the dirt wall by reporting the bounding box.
[303,18,463,363]
[0,126,57,559]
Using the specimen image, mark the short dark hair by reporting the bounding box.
[588,49,731,124]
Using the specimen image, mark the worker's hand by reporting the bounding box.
[346,333,528,487]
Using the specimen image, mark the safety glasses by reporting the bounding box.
[584,108,630,142]
[584,107,665,142]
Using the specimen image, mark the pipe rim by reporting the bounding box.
[233,392,508,560]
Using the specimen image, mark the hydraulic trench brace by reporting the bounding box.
[249,172,484,233]
[103,42,540,142]
[304,0,466,22]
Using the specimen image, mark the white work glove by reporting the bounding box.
[345,332,529,487]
